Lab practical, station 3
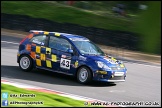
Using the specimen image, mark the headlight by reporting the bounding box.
[96,61,111,70]
[96,61,104,68]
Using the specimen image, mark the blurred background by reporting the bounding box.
[1,2,161,107]
[1,1,161,57]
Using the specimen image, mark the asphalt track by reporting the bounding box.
[1,34,161,107]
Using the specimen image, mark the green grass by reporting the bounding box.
[2,1,160,55]
[1,1,133,32]
[1,83,93,107]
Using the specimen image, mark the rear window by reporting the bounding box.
[29,35,46,46]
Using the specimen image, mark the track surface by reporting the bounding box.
[1,35,161,107]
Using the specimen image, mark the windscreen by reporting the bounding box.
[72,38,104,55]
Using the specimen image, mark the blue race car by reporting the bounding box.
[17,30,127,84]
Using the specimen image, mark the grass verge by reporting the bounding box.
[1,83,92,107]
[1,1,133,32]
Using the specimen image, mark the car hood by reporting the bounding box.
[84,54,123,67]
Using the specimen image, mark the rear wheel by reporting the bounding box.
[19,55,33,72]
[77,66,92,84]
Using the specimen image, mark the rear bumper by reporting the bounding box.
[17,52,20,63]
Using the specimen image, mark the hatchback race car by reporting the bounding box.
[17,30,127,84]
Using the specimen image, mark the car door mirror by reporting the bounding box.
[67,49,74,54]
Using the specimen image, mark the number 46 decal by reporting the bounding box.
[60,58,71,69]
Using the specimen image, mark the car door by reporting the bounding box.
[48,36,78,74]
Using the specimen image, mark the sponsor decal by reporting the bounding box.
[104,58,118,64]
[61,55,71,59]
[61,55,67,58]
[69,38,89,41]
[120,64,124,67]
[32,39,44,45]
[104,56,118,64]
[78,56,87,61]
[74,61,79,68]
[114,72,124,76]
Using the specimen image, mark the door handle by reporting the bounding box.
[46,51,51,54]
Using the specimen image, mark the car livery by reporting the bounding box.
[17,30,127,84]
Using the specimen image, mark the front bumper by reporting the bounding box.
[17,52,20,63]
[93,70,126,82]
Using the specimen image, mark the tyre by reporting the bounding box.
[19,55,33,72]
[77,66,92,84]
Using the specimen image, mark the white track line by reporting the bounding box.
[125,62,161,68]
[1,41,19,44]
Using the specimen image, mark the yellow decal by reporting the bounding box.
[51,55,57,62]
[40,54,46,61]
[46,48,51,54]
[46,60,52,68]
[96,71,107,74]
[101,71,107,74]
[120,64,124,67]
[36,46,41,53]
[111,75,114,78]
[74,61,78,68]
[36,59,41,66]
[44,32,49,35]
[55,33,60,36]
[17,53,20,56]
[111,57,117,62]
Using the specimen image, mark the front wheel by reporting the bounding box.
[19,55,33,72]
[77,66,92,84]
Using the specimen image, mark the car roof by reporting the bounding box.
[29,30,88,40]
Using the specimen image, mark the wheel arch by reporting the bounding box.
[18,54,33,64]
[75,65,94,78]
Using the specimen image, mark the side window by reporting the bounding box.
[49,36,72,52]
[30,35,46,46]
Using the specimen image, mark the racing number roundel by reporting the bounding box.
[60,58,71,69]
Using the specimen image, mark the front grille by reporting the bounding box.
[110,76,125,80]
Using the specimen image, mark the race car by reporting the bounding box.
[17,30,127,84]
